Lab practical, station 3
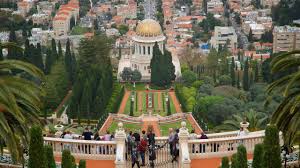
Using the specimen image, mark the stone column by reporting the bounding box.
[114,122,126,168]
[178,121,191,168]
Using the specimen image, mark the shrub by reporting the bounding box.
[44,145,56,168]
[252,143,264,168]
[182,70,197,85]
[236,145,247,168]
[28,125,46,168]
[262,125,281,168]
[79,160,86,168]
[218,75,231,85]
[221,156,229,168]
[191,80,203,89]
[61,150,73,168]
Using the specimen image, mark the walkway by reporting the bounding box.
[118,90,130,114]
[169,91,182,113]
[141,116,161,136]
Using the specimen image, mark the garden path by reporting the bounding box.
[141,116,161,136]
[138,91,143,112]
[117,90,130,114]
[169,91,182,113]
[157,92,162,111]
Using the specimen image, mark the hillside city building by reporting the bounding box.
[273,25,300,53]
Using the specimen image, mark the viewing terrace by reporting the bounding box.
[41,122,299,168]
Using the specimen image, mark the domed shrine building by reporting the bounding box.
[117,19,181,81]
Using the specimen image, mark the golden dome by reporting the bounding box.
[136,19,163,37]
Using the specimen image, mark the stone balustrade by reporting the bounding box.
[188,132,265,159]
[44,137,117,160]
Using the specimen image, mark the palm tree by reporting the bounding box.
[0,43,44,163]
[215,109,268,132]
[267,50,300,145]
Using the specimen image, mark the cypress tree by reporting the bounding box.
[79,160,86,168]
[0,43,3,61]
[254,62,259,82]
[28,30,32,37]
[248,29,253,42]
[230,57,235,86]
[70,52,77,84]
[231,153,238,168]
[23,39,30,61]
[94,18,98,30]
[70,16,75,30]
[28,126,46,168]
[243,59,249,91]
[129,98,134,116]
[262,125,281,168]
[167,98,171,116]
[150,42,162,85]
[58,41,63,59]
[36,43,44,70]
[28,44,35,64]
[61,150,73,168]
[237,71,240,89]
[22,25,27,38]
[236,145,247,168]
[51,38,58,60]
[252,144,264,168]
[7,28,18,60]
[44,145,56,168]
[221,156,229,168]
[65,39,72,81]
[45,48,53,74]
[249,71,254,87]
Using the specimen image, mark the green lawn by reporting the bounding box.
[108,121,142,133]
[159,121,193,136]
[71,26,91,35]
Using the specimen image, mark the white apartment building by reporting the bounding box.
[273,26,300,53]
[249,23,265,39]
[207,0,224,15]
[211,26,238,52]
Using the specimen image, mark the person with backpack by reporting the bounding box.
[138,136,147,166]
[172,129,179,162]
[131,136,140,168]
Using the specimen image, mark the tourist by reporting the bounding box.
[138,136,147,166]
[200,132,208,139]
[82,127,93,140]
[63,131,73,151]
[199,132,208,153]
[103,130,112,141]
[237,127,247,137]
[141,130,147,140]
[147,129,155,146]
[94,132,100,140]
[131,140,140,168]
[190,129,197,140]
[60,131,66,138]
[168,128,175,155]
[133,130,141,143]
[126,131,134,159]
[171,129,179,162]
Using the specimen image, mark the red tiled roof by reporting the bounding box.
[53,16,68,21]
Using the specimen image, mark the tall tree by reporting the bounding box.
[150,43,175,87]
[28,126,46,168]
[243,59,249,91]
[44,145,56,168]
[61,150,73,168]
[35,43,44,70]
[58,41,63,59]
[254,62,259,82]
[7,29,20,60]
[45,48,53,74]
[221,157,229,168]
[230,57,235,86]
[79,160,86,168]
[236,145,247,168]
[263,125,281,168]
[266,50,300,145]
[70,16,75,30]
[0,43,3,61]
[0,43,44,162]
[237,71,240,89]
[65,39,72,82]
[252,144,264,168]
[248,29,253,42]
[51,38,58,60]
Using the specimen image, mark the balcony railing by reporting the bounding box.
[44,137,117,160]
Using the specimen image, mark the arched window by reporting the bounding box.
[148,46,150,55]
